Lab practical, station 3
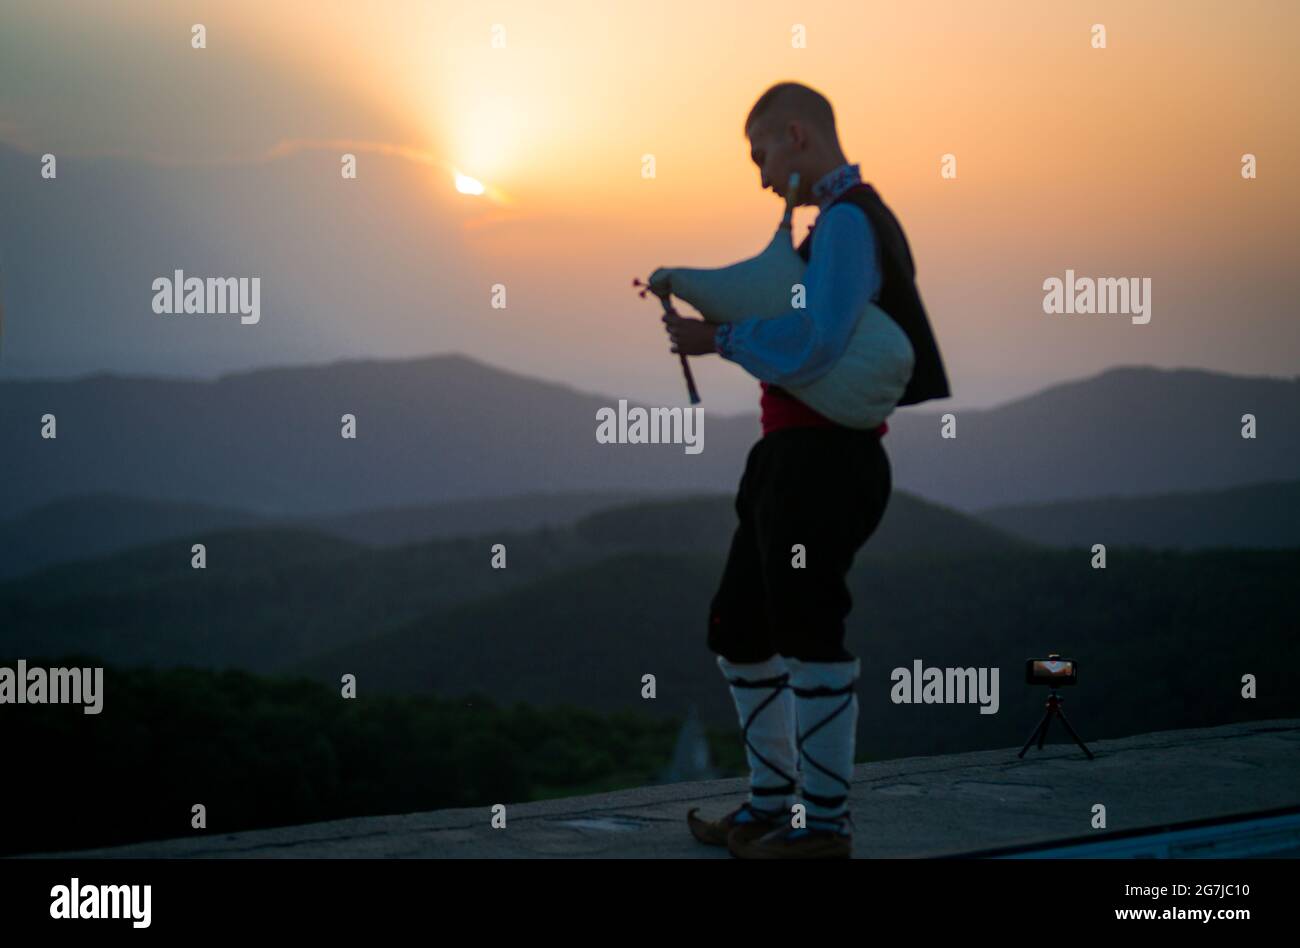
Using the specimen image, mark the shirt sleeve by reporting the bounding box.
[714,203,881,387]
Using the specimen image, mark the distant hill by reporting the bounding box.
[2,358,1296,520]
[3,490,1296,764]
[978,479,1300,550]
[0,490,1028,672]
[311,489,660,546]
[0,493,270,580]
[885,366,1299,510]
[293,546,1300,761]
[572,491,1032,555]
[3,526,361,602]
[0,527,384,672]
[0,522,606,671]
[0,354,759,521]
[0,488,663,581]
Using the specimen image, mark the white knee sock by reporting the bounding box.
[717,654,798,813]
[787,657,860,827]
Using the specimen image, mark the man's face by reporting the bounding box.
[748,117,802,203]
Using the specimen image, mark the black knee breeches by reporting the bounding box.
[707,426,892,663]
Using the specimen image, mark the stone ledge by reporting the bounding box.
[22,718,1300,859]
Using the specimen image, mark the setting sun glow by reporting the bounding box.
[454,172,485,196]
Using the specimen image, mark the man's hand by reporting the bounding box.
[662,309,717,356]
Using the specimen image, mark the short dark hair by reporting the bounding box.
[745,82,837,139]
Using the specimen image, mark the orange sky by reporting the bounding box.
[3,0,1297,409]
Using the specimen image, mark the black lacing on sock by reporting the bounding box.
[792,680,856,810]
[726,671,798,795]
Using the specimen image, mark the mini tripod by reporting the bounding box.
[1018,689,1094,759]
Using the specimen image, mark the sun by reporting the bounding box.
[454,172,485,196]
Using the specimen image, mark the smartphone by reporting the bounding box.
[1025,657,1077,685]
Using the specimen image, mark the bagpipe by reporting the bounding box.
[634,172,914,429]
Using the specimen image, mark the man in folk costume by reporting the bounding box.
[664,82,951,858]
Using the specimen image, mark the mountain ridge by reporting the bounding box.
[2,357,1296,518]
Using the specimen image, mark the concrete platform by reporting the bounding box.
[24,718,1300,859]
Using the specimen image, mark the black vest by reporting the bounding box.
[793,183,950,407]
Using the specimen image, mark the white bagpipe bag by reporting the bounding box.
[648,215,915,430]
